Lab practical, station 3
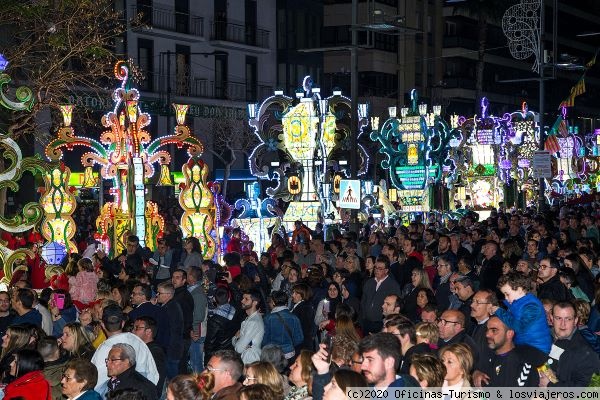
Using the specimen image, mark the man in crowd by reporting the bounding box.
[537,257,572,302]
[102,343,157,400]
[91,304,158,391]
[262,290,303,360]
[539,302,600,387]
[360,256,401,335]
[474,316,538,387]
[156,282,184,379]
[359,332,417,387]
[128,283,169,349]
[205,349,243,400]
[133,316,167,397]
[233,289,264,364]
[187,266,208,373]
[205,287,239,365]
[10,288,41,327]
[171,269,194,373]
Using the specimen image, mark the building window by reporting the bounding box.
[246,56,257,101]
[215,53,228,99]
[138,39,153,91]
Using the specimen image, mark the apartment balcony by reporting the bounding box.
[443,36,478,50]
[131,4,205,42]
[209,20,271,54]
[139,72,273,102]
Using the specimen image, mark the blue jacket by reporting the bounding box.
[78,390,103,400]
[495,293,551,353]
[262,307,303,355]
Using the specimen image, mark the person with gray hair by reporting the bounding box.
[156,281,184,379]
[101,343,158,400]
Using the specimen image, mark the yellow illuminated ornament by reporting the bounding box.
[40,165,77,253]
[157,164,174,186]
[174,104,189,125]
[407,144,418,165]
[60,105,74,127]
[333,174,342,194]
[288,175,302,195]
[126,100,138,123]
[82,166,98,188]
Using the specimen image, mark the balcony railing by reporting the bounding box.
[139,72,273,102]
[131,5,204,37]
[210,20,270,48]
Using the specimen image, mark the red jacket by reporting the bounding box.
[4,371,51,400]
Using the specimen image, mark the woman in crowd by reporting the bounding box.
[0,324,34,382]
[415,288,437,322]
[440,343,473,392]
[409,353,447,388]
[564,253,595,301]
[314,282,341,340]
[323,369,366,400]
[60,358,102,400]
[240,384,279,400]
[401,267,432,321]
[363,256,376,280]
[60,322,95,360]
[110,284,133,314]
[285,350,314,400]
[180,236,204,272]
[340,282,360,318]
[243,361,285,399]
[343,255,362,298]
[4,348,51,399]
[421,249,437,286]
[167,372,213,400]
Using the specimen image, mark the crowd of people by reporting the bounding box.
[0,202,599,399]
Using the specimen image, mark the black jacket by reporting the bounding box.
[439,330,480,365]
[291,300,316,351]
[537,275,573,302]
[162,299,184,359]
[173,285,195,338]
[479,348,539,387]
[205,307,237,363]
[147,341,167,396]
[435,280,452,312]
[128,302,169,349]
[479,255,504,294]
[549,330,600,387]
[107,367,158,400]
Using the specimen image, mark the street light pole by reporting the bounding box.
[350,0,359,233]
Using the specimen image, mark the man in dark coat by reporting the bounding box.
[156,282,184,379]
[171,269,195,373]
[104,343,158,400]
[537,257,573,302]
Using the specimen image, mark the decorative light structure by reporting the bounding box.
[247,76,369,236]
[454,97,508,210]
[370,90,452,213]
[45,61,205,256]
[41,242,67,265]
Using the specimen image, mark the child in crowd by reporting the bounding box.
[69,258,99,307]
[494,271,551,366]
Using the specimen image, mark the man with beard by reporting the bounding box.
[473,316,538,387]
[0,291,14,338]
[359,332,417,388]
[233,290,264,364]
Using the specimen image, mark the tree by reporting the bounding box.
[203,117,258,200]
[0,0,135,141]
[452,0,514,109]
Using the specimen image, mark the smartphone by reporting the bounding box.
[52,293,65,310]
[322,335,333,364]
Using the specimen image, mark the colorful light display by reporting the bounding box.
[454,98,508,210]
[45,61,205,257]
[370,90,451,213]
[39,163,78,253]
[247,77,369,237]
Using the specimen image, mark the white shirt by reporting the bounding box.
[91,332,159,391]
[233,310,264,364]
[35,303,53,336]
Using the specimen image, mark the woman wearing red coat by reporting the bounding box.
[4,349,51,400]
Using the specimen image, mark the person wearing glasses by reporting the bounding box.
[133,316,167,397]
[537,257,573,302]
[436,310,478,364]
[90,305,158,391]
[468,289,497,361]
[204,349,243,400]
[60,358,102,400]
[100,343,157,400]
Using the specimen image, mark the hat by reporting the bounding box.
[102,304,125,325]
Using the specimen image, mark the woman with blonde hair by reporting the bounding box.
[285,350,314,400]
[401,267,433,321]
[167,371,214,400]
[440,343,473,393]
[60,322,95,361]
[243,361,285,399]
[240,384,280,400]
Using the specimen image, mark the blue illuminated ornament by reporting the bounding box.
[0,54,8,71]
[41,242,67,265]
